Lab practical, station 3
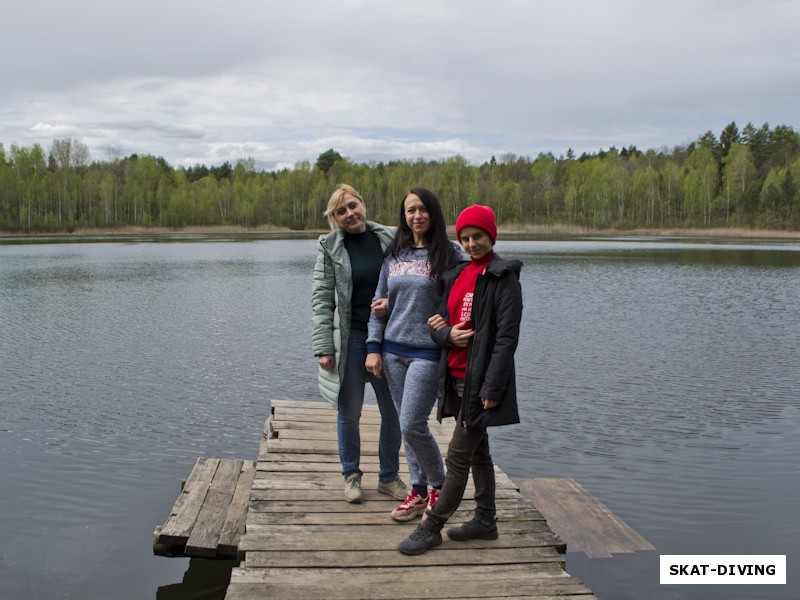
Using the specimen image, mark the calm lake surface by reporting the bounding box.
[1,235,798,600]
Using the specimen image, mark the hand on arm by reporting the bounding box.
[371,298,388,319]
[427,313,447,330]
[365,352,383,378]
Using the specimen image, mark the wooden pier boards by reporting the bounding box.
[226,400,598,599]
[516,478,655,559]
[153,399,655,597]
[153,457,255,559]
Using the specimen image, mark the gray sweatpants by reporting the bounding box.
[383,352,445,490]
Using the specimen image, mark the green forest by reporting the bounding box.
[1,121,798,233]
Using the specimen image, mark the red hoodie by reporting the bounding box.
[446,251,494,379]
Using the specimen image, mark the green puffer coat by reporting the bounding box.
[311,221,395,407]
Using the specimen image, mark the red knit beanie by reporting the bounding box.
[456,204,497,244]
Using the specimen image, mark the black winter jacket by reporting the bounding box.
[431,252,523,429]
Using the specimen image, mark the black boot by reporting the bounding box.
[398,521,442,555]
[446,515,498,541]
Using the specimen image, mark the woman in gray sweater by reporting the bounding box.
[366,187,461,521]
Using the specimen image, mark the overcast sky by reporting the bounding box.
[1,0,798,171]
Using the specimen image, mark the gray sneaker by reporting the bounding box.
[344,473,362,503]
[398,522,442,555]
[446,514,498,541]
[377,477,408,500]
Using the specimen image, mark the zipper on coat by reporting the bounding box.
[461,274,484,429]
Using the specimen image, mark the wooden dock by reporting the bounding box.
[154,399,655,597]
[227,399,596,599]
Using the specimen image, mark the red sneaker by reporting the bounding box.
[426,488,439,513]
[421,488,440,523]
[391,490,427,521]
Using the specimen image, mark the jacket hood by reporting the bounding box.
[485,254,522,278]
[445,253,521,282]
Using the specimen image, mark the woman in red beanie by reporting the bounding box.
[398,204,523,555]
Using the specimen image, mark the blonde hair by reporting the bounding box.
[323,184,366,231]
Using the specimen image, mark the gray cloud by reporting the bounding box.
[1,0,798,169]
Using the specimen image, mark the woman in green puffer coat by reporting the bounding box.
[311,184,407,505]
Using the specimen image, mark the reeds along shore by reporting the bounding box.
[500,224,800,239]
[2,224,799,240]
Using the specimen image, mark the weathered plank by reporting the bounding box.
[266,436,448,455]
[258,459,363,472]
[226,560,598,600]
[258,451,344,464]
[268,427,385,442]
[244,545,564,568]
[239,524,564,552]
[158,457,220,545]
[245,502,545,526]
[244,519,553,536]
[516,477,655,558]
[185,459,244,557]
[226,566,595,600]
[154,458,255,559]
[230,562,570,583]
[269,411,385,426]
[249,469,519,490]
[218,460,255,557]
[247,485,523,502]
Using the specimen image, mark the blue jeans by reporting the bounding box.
[337,329,401,483]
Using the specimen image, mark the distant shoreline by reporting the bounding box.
[1,224,799,241]
[501,224,800,240]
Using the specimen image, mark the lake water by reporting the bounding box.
[0,235,798,600]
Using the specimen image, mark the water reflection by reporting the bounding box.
[157,559,236,600]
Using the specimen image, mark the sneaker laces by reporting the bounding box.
[399,490,424,509]
[427,488,439,510]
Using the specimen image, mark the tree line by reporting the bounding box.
[1,121,798,233]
